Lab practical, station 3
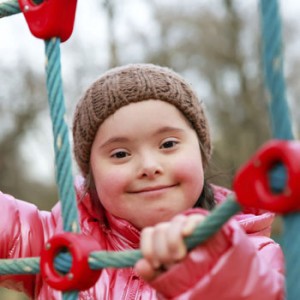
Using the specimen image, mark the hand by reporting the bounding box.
[135,214,205,282]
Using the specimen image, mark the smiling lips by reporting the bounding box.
[130,184,177,194]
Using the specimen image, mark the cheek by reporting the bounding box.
[172,154,204,193]
[93,167,129,200]
[174,160,203,183]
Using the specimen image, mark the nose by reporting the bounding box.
[137,153,163,179]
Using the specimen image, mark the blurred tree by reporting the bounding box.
[0,64,57,210]
[103,0,119,68]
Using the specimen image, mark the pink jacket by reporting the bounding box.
[0,179,285,299]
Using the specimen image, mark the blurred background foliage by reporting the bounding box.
[0,0,299,298]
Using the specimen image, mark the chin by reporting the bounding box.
[150,212,177,226]
[134,208,182,229]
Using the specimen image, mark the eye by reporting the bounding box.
[111,150,130,159]
[160,140,178,149]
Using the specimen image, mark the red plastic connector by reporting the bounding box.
[18,0,77,42]
[233,140,300,214]
[40,233,101,291]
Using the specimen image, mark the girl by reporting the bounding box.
[0,64,284,299]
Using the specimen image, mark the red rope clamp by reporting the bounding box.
[233,140,300,213]
[40,233,101,291]
[18,0,77,42]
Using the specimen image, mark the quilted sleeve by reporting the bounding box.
[150,218,284,300]
[0,191,54,298]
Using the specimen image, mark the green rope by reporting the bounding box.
[0,0,45,18]
[0,0,20,18]
[44,38,80,234]
[63,292,78,300]
[0,257,39,275]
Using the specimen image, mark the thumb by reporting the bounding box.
[135,258,161,282]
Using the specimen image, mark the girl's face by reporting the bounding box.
[90,100,204,229]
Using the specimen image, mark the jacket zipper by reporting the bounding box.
[123,269,140,300]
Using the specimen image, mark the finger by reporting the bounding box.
[167,216,188,261]
[135,258,160,282]
[181,214,205,236]
[152,222,175,266]
[141,223,178,271]
[140,226,160,269]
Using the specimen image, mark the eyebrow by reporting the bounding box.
[154,126,185,135]
[99,137,130,149]
[99,126,185,149]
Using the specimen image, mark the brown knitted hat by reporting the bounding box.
[73,64,211,177]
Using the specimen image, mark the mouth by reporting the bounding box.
[129,184,178,194]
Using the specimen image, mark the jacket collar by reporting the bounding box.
[75,176,140,248]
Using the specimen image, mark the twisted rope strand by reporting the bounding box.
[0,0,43,18]
[45,38,80,234]
[0,0,20,18]
[63,292,79,300]
[259,0,293,140]
[0,257,40,275]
